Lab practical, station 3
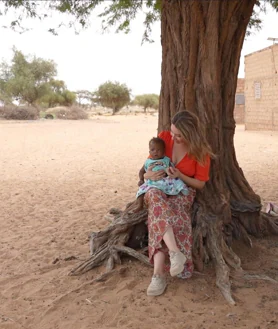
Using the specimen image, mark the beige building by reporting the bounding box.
[244,44,278,130]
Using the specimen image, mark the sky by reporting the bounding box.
[1,3,278,97]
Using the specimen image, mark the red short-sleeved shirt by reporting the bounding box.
[158,131,210,182]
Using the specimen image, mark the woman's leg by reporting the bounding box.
[167,189,196,278]
[163,227,180,252]
[145,189,169,296]
[147,250,167,296]
[144,188,195,295]
[162,226,187,276]
[153,251,166,276]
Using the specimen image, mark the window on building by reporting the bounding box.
[235,93,245,105]
[254,81,261,99]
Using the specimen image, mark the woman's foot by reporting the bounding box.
[147,275,167,296]
[169,251,186,277]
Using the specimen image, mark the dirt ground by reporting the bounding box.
[0,114,278,329]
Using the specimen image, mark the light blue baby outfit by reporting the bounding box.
[136,156,189,198]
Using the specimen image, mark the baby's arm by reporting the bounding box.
[138,164,146,186]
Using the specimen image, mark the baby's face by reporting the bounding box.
[149,142,164,160]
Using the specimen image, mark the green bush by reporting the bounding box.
[1,106,39,120]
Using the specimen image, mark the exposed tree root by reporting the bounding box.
[205,218,237,305]
[70,207,149,276]
[112,245,151,267]
[70,201,278,304]
[243,273,278,284]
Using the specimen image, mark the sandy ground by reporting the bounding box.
[0,114,278,329]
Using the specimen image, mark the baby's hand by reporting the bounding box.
[166,167,180,179]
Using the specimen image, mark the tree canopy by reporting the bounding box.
[94,81,131,114]
[1,0,278,41]
[132,93,159,112]
[0,48,76,107]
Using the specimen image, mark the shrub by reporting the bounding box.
[56,105,88,120]
[1,106,39,120]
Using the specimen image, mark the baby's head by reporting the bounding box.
[149,137,165,160]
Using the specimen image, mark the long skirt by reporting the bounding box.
[144,188,196,278]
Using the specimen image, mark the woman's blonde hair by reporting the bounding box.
[171,110,214,165]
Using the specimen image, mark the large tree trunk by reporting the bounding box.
[158,0,262,304]
[71,0,278,304]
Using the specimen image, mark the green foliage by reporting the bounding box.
[1,0,277,40]
[1,0,161,42]
[98,0,161,42]
[268,0,278,10]
[0,48,75,107]
[94,81,131,115]
[0,61,14,104]
[133,93,159,112]
[38,80,76,108]
[1,0,277,42]
[247,0,278,35]
[1,0,277,41]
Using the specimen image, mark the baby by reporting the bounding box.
[128,137,189,213]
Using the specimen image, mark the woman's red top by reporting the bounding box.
[158,131,210,182]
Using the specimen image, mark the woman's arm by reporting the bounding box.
[167,167,206,190]
[179,173,206,190]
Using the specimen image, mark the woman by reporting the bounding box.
[144,110,213,296]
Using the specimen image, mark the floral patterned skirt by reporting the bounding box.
[144,187,196,278]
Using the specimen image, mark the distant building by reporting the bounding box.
[244,44,278,130]
[234,78,245,124]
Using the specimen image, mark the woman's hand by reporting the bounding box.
[167,167,206,190]
[144,164,165,181]
[166,167,181,179]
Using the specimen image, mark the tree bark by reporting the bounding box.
[158,0,261,304]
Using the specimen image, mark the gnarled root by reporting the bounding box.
[69,207,149,276]
[206,218,237,305]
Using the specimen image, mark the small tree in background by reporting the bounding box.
[133,93,159,112]
[94,81,131,115]
[75,90,94,107]
[0,61,13,105]
[0,48,57,106]
[39,80,76,108]
[0,48,75,107]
